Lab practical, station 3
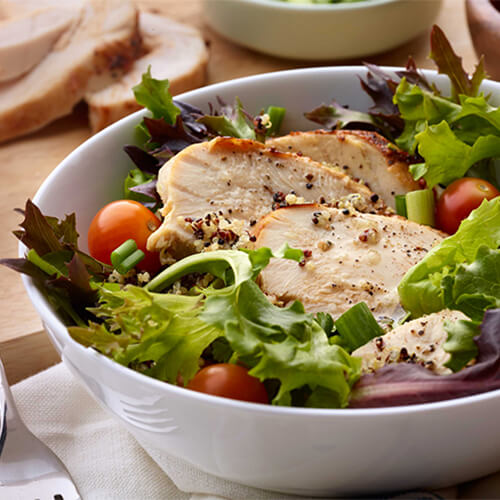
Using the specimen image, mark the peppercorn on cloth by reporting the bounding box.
[12,363,499,500]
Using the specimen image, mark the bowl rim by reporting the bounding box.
[24,64,500,418]
[225,0,402,11]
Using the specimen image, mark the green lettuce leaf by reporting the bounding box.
[442,246,500,321]
[398,198,500,318]
[133,67,180,125]
[394,78,460,124]
[145,248,360,407]
[201,279,360,407]
[69,286,222,384]
[124,168,156,203]
[443,319,480,373]
[197,98,286,142]
[198,98,255,140]
[393,76,500,188]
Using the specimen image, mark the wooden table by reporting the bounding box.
[0,0,478,383]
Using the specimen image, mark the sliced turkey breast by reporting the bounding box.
[0,6,77,82]
[353,309,469,375]
[0,0,140,143]
[147,137,386,259]
[267,130,420,209]
[1,0,85,17]
[254,204,444,320]
[86,12,208,133]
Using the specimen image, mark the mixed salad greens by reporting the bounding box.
[3,26,500,409]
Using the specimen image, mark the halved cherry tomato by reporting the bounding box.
[88,200,162,274]
[435,178,499,234]
[187,363,268,404]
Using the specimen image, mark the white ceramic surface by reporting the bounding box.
[22,67,500,497]
[203,0,444,60]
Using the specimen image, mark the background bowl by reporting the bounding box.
[203,0,444,60]
[23,67,500,497]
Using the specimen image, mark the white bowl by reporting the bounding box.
[22,67,500,497]
[203,0,444,60]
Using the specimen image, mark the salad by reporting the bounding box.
[3,26,500,409]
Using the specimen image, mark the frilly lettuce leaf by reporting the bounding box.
[133,66,180,125]
[200,279,360,407]
[69,287,221,384]
[442,246,500,322]
[72,248,361,408]
[398,198,500,318]
[392,73,500,187]
[394,78,460,124]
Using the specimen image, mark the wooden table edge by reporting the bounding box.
[1,329,60,385]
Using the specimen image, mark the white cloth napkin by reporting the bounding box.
[11,363,499,500]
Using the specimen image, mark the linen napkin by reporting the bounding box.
[11,363,499,500]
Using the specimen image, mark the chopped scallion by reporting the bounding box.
[265,106,286,137]
[405,189,435,227]
[334,302,384,353]
[395,194,408,218]
[111,239,145,274]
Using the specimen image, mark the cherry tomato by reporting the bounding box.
[187,363,268,404]
[435,178,499,234]
[88,200,162,274]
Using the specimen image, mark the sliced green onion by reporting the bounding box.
[405,188,435,227]
[111,239,145,274]
[26,248,63,277]
[395,194,408,218]
[265,106,286,137]
[334,302,384,353]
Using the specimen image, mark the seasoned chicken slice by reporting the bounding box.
[353,310,469,375]
[0,0,140,143]
[267,130,420,209]
[147,137,386,259]
[254,204,444,320]
[0,6,77,82]
[86,12,208,132]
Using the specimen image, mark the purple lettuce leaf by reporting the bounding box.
[429,25,487,102]
[128,179,161,205]
[1,201,111,325]
[395,56,434,92]
[144,115,205,154]
[123,145,163,174]
[304,101,379,131]
[360,63,400,116]
[350,309,500,408]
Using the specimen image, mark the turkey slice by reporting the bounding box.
[147,137,386,260]
[353,309,469,375]
[0,0,140,143]
[86,12,208,133]
[0,7,77,82]
[267,130,420,209]
[254,204,444,320]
